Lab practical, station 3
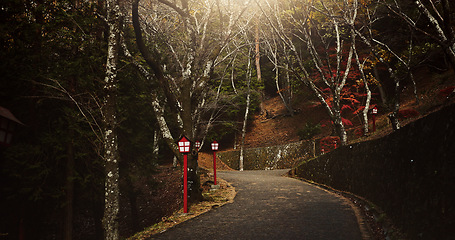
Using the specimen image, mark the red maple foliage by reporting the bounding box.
[320,136,340,153]
[342,117,353,127]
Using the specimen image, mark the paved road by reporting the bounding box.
[152,170,365,240]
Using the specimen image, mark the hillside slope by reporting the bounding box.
[242,68,455,149]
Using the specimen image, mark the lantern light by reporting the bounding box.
[372,106,378,115]
[177,135,191,153]
[371,106,378,132]
[211,141,219,151]
[211,140,219,185]
[176,135,192,213]
[194,140,201,149]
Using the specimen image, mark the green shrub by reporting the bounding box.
[298,123,321,140]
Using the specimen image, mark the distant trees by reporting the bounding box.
[380,0,455,100]
[347,0,455,130]
[382,0,454,71]
[256,0,453,139]
[257,0,369,145]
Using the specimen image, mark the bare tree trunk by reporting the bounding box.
[332,94,347,146]
[173,156,178,168]
[150,94,181,158]
[239,96,250,171]
[409,71,419,104]
[284,62,293,110]
[153,130,160,158]
[362,82,372,136]
[231,54,238,94]
[352,29,371,136]
[388,85,401,131]
[239,50,253,171]
[102,0,121,238]
[255,20,262,84]
[255,19,268,117]
[389,67,401,131]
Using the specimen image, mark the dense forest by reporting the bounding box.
[0,0,453,239]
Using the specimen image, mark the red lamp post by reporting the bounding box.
[177,135,191,213]
[194,140,201,151]
[211,141,219,185]
[371,106,378,132]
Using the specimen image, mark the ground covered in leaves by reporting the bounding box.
[126,168,235,240]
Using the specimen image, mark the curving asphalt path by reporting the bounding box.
[152,169,366,240]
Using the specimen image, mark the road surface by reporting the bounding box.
[152,169,366,240]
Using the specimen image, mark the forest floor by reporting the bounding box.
[126,162,235,240]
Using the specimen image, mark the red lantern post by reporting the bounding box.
[371,106,378,132]
[177,135,191,213]
[194,140,201,151]
[211,141,219,185]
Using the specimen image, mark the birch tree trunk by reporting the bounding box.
[239,50,253,171]
[388,81,401,131]
[351,27,371,136]
[360,72,372,136]
[102,0,121,238]
[332,93,348,145]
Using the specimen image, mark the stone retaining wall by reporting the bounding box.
[294,104,455,239]
[217,140,315,170]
